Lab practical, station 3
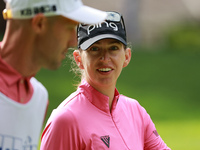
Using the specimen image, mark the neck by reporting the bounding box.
[1,21,40,77]
[87,81,116,110]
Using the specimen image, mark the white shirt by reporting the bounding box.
[0,77,48,150]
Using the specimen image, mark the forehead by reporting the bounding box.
[54,16,79,25]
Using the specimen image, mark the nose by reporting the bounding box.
[100,50,110,62]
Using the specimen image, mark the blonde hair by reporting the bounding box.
[66,49,83,88]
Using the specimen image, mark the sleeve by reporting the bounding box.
[140,104,171,150]
[40,109,83,150]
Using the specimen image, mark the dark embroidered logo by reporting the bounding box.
[153,130,159,137]
[20,5,57,16]
[100,135,110,148]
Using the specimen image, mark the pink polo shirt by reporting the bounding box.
[41,80,170,150]
[0,43,33,103]
[0,56,33,103]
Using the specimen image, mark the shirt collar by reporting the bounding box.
[0,55,32,86]
[78,80,120,113]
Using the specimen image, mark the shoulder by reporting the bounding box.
[57,91,79,109]
[119,94,149,117]
[30,77,45,90]
[55,108,78,126]
[30,77,48,95]
[45,91,80,127]
[43,107,79,139]
[41,105,82,149]
[41,108,80,149]
[119,95,141,107]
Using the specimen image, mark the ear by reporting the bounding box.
[123,48,131,68]
[73,50,84,69]
[31,13,47,33]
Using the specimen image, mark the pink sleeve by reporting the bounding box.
[140,104,171,150]
[40,109,83,150]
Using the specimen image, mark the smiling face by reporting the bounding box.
[74,38,131,91]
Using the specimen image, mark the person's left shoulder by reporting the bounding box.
[30,77,48,95]
[119,94,139,105]
[119,94,145,112]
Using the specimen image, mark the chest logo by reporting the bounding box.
[100,135,110,148]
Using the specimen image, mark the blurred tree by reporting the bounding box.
[122,0,141,45]
[164,22,200,51]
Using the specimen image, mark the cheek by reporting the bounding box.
[82,56,94,71]
[82,59,90,70]
[118,55,126,68]
[51,24,67,40]
[54,30,66,42]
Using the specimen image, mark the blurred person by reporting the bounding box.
[40,11,171,150]
[0,0,106,149]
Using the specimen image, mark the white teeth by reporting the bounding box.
[98,68,112,72]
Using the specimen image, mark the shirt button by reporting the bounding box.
[20,98,24,103]
[20,79,24,84]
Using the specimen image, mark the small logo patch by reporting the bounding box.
[20,5,57,16]
[153,130,159,137]
[100,135,110,148]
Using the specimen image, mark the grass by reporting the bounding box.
[35,48,200,149]
[155,120,200,150]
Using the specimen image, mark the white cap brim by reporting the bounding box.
[63,5,107,24]
[5,0,107,24]
[80,34,127,50]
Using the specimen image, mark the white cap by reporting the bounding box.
[3,0,107,24]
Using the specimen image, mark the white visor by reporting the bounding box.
[3,0,107,24]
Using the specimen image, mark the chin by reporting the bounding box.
[46,62,61,70]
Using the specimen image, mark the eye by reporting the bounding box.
[109,45,119,51]
[89,46,100,51]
